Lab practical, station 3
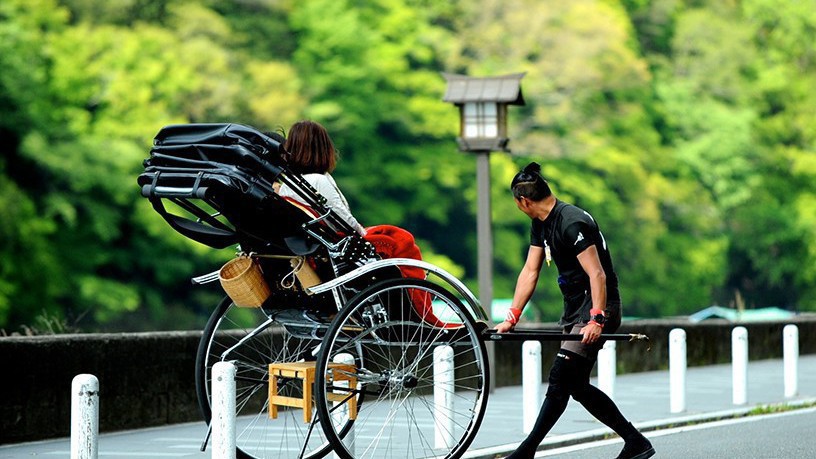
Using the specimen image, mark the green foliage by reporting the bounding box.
[1,0,815,333]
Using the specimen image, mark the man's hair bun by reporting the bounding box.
[523,162,542,174]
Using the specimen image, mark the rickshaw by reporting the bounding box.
[138,123,647,459]
[138,123,491,459]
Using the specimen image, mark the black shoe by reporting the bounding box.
[504,446,536,459]
[615,436,655,459]
[504,442,536,459]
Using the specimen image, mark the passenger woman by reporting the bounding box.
[276,120,366,236]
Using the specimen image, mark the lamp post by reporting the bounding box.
[443,72,525,392]
[442,72,526,320]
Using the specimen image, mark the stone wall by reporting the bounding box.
[1,317,814,443]
[0,331,201,444]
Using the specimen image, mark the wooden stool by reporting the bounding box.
[268,361,358,423]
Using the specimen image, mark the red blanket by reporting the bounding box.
[364,225,457,328]
[364,225,425,280]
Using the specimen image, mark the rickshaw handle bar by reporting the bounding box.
[483,329,650,343]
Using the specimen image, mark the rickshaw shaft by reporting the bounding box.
[483,329,649,343]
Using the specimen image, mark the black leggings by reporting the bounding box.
[508,350,638,458]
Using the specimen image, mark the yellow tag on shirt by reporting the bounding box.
[544,242,552,267]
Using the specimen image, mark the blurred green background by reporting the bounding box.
[1,0,815,334]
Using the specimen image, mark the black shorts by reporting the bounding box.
[560,304,621,359]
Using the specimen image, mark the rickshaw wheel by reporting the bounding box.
[315,278,489,459]
[195,296,349,459]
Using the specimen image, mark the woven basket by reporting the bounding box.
[219,256,271,308]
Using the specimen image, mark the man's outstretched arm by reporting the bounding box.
[496,246,544,333]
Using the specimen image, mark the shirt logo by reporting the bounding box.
[574,232,584,245]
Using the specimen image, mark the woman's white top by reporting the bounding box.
[278,173,366,236]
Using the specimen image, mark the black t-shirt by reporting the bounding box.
[530,199,620,325]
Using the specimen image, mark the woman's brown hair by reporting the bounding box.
[284,120,337,174]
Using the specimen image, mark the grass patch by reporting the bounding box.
[748,400,816,416]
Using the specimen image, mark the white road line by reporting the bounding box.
[38,452,189,457]
[153,437,200,442]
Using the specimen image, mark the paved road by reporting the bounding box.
[466,355,816,458]
[532,407,816,458]
[1,356,814,458]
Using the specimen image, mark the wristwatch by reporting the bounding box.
[589,312,606,326]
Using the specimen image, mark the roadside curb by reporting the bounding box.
[463,397,816,459]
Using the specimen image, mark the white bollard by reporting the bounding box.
[669,328,687,414]
[597,340,616,400]
[333,353,356,459]
[783,324,799,398]
[434,345,455,449]
[71,374,99,459]
[212,361,237,459]
[732,327,748,405]
[522,341,542,434]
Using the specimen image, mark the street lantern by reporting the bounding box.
[442,72,525,153]
[442,73,525,394]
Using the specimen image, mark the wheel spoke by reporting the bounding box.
[195,300,341,459]
[315,279,489,459]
